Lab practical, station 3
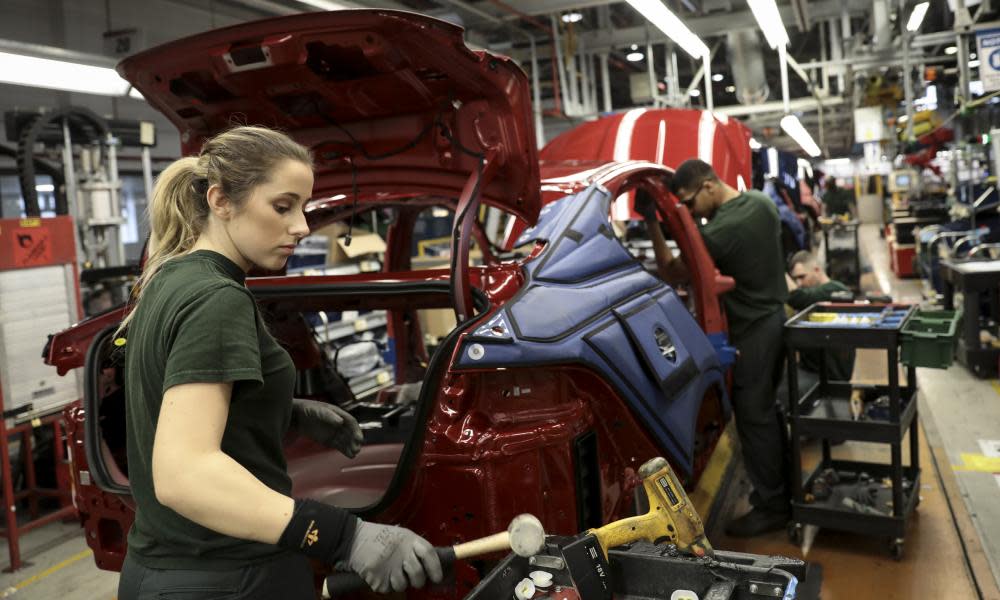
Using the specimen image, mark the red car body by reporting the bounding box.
[44,11,735,597]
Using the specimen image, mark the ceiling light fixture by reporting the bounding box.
[725,85,736,93]
[624,0,709,59]
[747,0,788,49]
[562,12,583,23]
[294,0,349,9]
[0,50,131,96]
[626,51,644,62]
[35,184,54,193]
[906,2,930,32]
[689,88,701,97]
[780,114,821,157]
[945,46,958,55]
[712,73,724,82]
[970,59,981,68]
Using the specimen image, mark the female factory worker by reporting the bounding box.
[116,126,442,599]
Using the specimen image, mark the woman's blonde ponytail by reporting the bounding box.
[115,126,312,337]
[116,156,208,334]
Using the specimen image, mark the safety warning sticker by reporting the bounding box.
[12,226,52,267]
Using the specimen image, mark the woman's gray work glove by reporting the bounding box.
[345,521,444,593]
[289,398,363,458]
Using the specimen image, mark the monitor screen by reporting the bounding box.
[895,174,910,188]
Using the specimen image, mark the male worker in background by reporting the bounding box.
[821,177,856,218]
[636,159,790,537]
[786,250,855,381]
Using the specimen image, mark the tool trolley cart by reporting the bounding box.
[784,303,920,560]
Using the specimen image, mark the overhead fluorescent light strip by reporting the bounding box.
[747,0,788,48]
[294,0,349,9]
[906,2,930,33]
[0,51,130,96]
[780,114,821,157]
[625,0,709,59]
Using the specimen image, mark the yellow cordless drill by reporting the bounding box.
[588,456,714,559]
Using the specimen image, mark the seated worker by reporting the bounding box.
[786,250,855,381]
[635,161,790,537]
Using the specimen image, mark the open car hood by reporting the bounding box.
[118,9,540,223]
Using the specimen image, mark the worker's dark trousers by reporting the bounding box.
[118,551,317,599]
[730,309,789,512]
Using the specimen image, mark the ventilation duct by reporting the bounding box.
[726,29,769,105]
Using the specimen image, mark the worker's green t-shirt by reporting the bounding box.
[123,250,296,570]
[699,190,789,339]
[786,279,855,381]
[787,280,851,312]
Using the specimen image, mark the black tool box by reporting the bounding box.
[784,303,920,560]
[464,538,820,600]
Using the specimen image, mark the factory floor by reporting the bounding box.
[0,224,999,599]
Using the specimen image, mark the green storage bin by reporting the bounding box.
[900,308,962,369]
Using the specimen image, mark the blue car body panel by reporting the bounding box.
[454,186,730,475]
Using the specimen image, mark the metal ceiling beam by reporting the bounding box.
[713,94,845,117]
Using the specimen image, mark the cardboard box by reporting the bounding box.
[308,223,385,266]
[418,308,457,341]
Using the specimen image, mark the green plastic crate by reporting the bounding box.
[900,309,962,369]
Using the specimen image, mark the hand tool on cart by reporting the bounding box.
[321,514,545,598]
[587,456,714,559]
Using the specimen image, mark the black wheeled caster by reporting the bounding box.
[889,538,904,560]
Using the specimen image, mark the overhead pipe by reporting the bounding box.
[487,0,564,115]
[819,19,828,95]
[670,45,680,105]
[785,53,828,156]
[703,55,713,111]
[529,36,545,147]
[726,29,769,106]
[600,52,612,113]
[871,0,891,51]
[829,18,844,93]
[779,45,790,114]
[647,42,657,108]
[578,34,591,115]
[586,50,598,114]
[903,31,914,142]
[663,44,675,104]
[550,14,573,115]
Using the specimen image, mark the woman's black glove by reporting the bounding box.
[290,398,363,458]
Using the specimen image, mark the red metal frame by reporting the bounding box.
[0,216,80,571]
